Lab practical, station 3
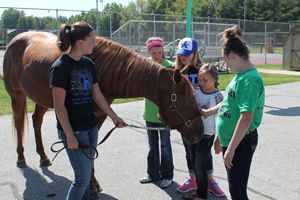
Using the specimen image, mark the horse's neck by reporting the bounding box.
[92,44,169,105]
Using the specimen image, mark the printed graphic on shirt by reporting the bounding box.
[215,93,223,104]
[70,69,93,105]
[185,74,198,88]
[219,106,232,119]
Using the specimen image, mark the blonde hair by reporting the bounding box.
[146,36,165,58]
[175,52,202,73]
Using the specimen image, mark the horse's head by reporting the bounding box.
[157,69,204,144]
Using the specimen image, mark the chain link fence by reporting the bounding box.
[1,7,300,66]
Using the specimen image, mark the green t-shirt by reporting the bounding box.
[143,58,174,123]
[216,67,265,147]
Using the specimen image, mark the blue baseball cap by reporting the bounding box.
[176,37,198,56]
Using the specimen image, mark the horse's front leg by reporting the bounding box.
[32,104,52,166]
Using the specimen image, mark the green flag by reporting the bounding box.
[186,0,193,37]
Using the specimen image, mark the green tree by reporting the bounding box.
[1,8,25,29]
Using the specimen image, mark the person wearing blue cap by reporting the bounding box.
[175,37,201,88]
[176,37,201,193]
[176,38,224,199]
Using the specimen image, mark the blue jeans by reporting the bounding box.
[222,130,258,200]
[58,125,99,200]
[146,121,174,180]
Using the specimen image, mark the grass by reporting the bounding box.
[250,47,283,54]
[1,71,300,115]
[218,73,300,91]
[256,64,283,70]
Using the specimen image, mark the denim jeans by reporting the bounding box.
[146,121,174,180]
[58,125,99,200]
[188,135,215,199]
[182,136,214,174]
[222,130,258,200]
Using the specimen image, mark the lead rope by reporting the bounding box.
[50,124,169,162]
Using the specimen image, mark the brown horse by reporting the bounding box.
[3,31,203,196]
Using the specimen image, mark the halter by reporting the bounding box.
[158,78,202,130]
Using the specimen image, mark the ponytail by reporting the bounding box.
[56,21,94,52]
[57,24,72,51]
[222,26,250,60]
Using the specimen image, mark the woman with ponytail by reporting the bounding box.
[202,27,265,200]
[49,22,126,200]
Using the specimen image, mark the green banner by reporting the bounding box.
[186,0,193,37]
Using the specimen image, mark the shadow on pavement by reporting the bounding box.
[153,180,182,200]
[21,166,70,200]
[96,193,119,200]
[265,105,300,116]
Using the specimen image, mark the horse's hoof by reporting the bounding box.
[17,160,27,168]
[40,159,52,167]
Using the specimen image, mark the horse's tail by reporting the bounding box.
[3,36,29,141]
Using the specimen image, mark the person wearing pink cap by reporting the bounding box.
[139,37,174,188]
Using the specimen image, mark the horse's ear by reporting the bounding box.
[173,69,181,83]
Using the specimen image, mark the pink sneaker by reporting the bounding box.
[208,179,225,197]
[177,177,197,193]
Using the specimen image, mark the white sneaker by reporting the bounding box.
[160,179,173,188]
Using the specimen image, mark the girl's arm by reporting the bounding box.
[52,87,78,149]
[93,84,126,127]
[223,112,254,168]
[200,102,222,118]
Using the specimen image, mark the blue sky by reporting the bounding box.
[0,0,133,17]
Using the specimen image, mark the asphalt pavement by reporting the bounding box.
[1,82,300,200]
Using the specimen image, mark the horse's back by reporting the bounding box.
[3,31,61,108]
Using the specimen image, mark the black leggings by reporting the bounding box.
[188,135,214,199]
[182,135,214,173]
[222,131,258,200]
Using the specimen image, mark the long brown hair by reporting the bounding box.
[222,27,250,60]
[175,52,202,73]
[57,21,94,51]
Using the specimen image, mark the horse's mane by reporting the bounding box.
[89,37,167,100]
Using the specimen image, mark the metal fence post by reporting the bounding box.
[153,14,156,36]
[138,21,141,51]
[110,12,112,39]
[129,21,131,48]
[264,21,267,64]
[173,22,176,50]
[96,0,99,35]
[191,16,194,38]
[207,16,210,47]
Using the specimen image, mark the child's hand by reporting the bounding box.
[214,137,222,154]
[199,108,210,118]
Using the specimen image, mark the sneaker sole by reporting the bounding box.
[208,189,225,197]
[160,183,173,188]
[176,187,197,193]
